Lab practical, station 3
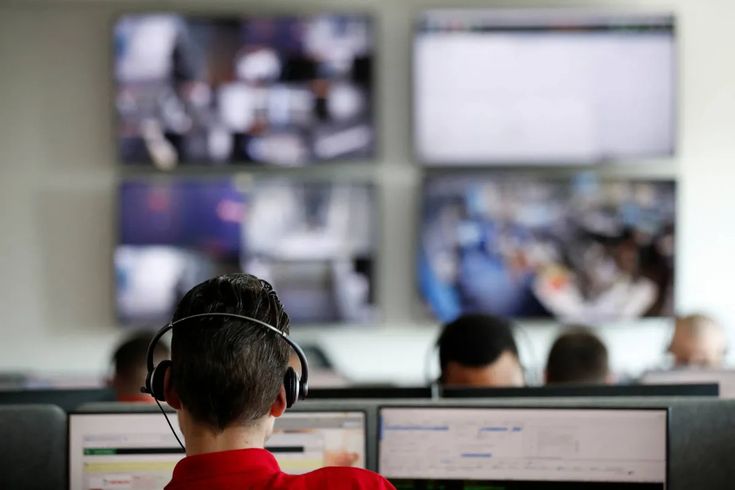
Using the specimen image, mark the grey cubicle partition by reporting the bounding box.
[78,397,735,490]
[0,404,67,490]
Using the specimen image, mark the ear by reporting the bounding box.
[269,385,287,418]
[163,367,182,410]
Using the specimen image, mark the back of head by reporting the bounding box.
[170,273,290,431]
[669,313,727,367]
[112,331,169,400]
[438,313,521,387]
[545,327,609,385]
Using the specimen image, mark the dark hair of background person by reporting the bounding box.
[111,331,169,398]
[545,327,610,384]
[438,313,519,381]
[170,273,291,431]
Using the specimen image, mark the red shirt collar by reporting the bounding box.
[170,448,281,483]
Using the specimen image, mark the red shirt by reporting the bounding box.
[164,448,396,490]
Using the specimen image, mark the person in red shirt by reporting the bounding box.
[150,273,394,489]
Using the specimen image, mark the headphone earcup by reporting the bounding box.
[283,366,299,408]
[149,359,172,402]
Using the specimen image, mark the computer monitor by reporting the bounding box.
[641,369,735,399]
[414,9,676,165]
[115,13,375,167]
[441,383,718,399]
[379,406,668,489]
[116,177,377,326]
[307,386,433,400]
[0,388,115,412]
[69,410,367,489]
[418,173,676,323]
[267,411,367,473]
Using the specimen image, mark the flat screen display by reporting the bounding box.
[379,407,668,489]
[419,174,675,323]
[115,14,375,167]
[414,10,676,165]
[116,178,377,326]
[69,411,367,489]
[641,369,735,399]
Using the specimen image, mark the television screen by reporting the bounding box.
[116,178,377,325]
[419,174,675,323]
[414,10,676,165]
[115,14,375,167]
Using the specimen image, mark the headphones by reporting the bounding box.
[142,312,310,409]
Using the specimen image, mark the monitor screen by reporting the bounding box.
[69,410,367,489]
[116,178,377,326]
[379,407,668,489]
[115,14,375,167]
[414,10,676,165]
[418,174,676,322]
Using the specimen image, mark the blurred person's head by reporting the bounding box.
[668,314,727,368]
[162,273,292,452]
[110,331,169,402]
[545,328,611,385]
[437,313,524,388]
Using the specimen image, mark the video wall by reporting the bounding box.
[116,179,377,326]
[419,175,676,323]
[114,9,678,327]
[115,14,374,167]
[414,10,676,165]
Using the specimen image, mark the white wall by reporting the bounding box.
[1,0,735,385]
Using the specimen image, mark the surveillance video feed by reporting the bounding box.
[419,174,675,323]
[116,179,377,326]
[115,14,374,167]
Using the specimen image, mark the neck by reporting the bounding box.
[180,411,270,456]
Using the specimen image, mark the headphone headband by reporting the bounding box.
[143,311,309,399]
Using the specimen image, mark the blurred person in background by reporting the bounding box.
[668,314,728,368]
[545,327,612,385]
[109,331,170,402]
[437,313,524,388]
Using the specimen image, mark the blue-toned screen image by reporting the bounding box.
[115,14,374,167]
[419,175,676,323]
[117,179,377,326]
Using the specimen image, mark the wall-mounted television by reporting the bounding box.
[115,13,375,167]
[116,178,378,326]
[414,10,676,165]
[418,173,676,323]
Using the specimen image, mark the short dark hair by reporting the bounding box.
[170,273,291,431]
[438,314,519,378]
[113,332,169,380]
[546,328,609,384]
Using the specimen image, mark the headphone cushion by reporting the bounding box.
[283,367,299,408]
[150,359,172,402]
